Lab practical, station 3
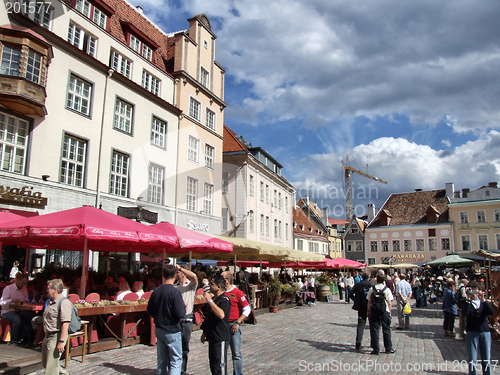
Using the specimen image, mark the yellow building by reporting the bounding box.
[447,182,500,253]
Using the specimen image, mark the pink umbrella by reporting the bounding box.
[331,257,366,269]
[152,222,233,253]
[0,206,179,297]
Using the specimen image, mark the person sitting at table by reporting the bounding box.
[0,273,35,345]
[99,276,119,300]
[116,280,132,302]
[68,276,82,296]
[132,281,144,298]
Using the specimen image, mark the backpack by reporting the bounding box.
[455,285,466,309]
[370,286,388,315]
[57,297,82,334]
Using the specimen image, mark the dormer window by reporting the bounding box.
[68,22,97,57]
[129,35,153,61]
[74,0,114,30]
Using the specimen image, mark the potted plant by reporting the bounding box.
[268,276,281,313]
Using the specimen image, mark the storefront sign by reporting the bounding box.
[187,220,209,232]
[0,185,48,208]
[392,253,425,262]
[117,206,158,224]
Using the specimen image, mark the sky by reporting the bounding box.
[136,0,500,219]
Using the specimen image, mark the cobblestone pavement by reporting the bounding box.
[28,299,499,375]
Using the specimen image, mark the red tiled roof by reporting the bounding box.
[223,125,249,153]
[369,189,449,227]
[328,218,347,226]
[293,207,326,238]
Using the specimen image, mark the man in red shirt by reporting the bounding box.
[222,271,251,375]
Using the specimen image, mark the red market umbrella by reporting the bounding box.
[331,257,366,269]
[152,222,233,254]
[0,206,179,297]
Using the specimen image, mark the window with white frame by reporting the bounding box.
[109,151,129,197]
[297,239,303,251]
[260,182,264,201]
[381,240,389,252]
[1,45,20,76]
[279,221,282,239]
[478,234,488,250]
[186,177,198,212]
[265,184,269,203]
[273,190,277,207]
[368,258,376,266]
[68,22,97,57]
[278,192,282,210]
[148,164,164,204]
[285,196,288,213]
[205,108,215,130]
[203,183,214,215]
[416,239,425,251]
[150,117,166,148]
[204,144,214,169]
[113,98,133,134]
[200,67,209,88]
[110,51,132,78]
[461,235,470,251]
[477,210,486,223]
[496,234,500,250]
[60,134,86,187]
[22,0,53,29]
[189,97,201,121]
[285,223,289,240]
[441,238,450,251]
[129,35,153,61]
[187,136,199,163]
[460,211,469,224]
[260,214,264,235]
[249,211,254,233]
[249,175,254,196]
[76,0,107,28]
[428,238,437,251]
[495,210,500,222]
[370,241,378,252]
[266,216,269,236]
[347,240,363,252]
[66,74,92,116]
[141,70,160,95]
[392,240,400,252]
[25,50,42,84]
[404,239,412,251]
[222,172,229,194]
[0,112,29,174]
[274,219,278,238]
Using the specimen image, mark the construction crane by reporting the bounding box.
[342,154,387,221]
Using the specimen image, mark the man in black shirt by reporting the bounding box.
[349,271,373,350]
[201,274,231,375]
[147,265,186,375]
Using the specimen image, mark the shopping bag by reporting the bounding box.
[403,303,412,316]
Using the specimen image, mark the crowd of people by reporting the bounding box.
[0,259,497,375]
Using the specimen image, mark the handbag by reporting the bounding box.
[403,303,412,316]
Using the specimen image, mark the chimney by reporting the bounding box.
[415,189,422,192]
[367,203,376,222]
[321,208,328,226]
[488,182,498,188]
[454,191,461,198]
[445,182,454,198]
[136,6,143,13]
[462,188,470,198]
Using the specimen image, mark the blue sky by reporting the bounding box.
[137,0,500,218]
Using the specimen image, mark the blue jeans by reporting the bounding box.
[229,322,243,375]
[155,327,182,375]
[2,310,34,341]
[466,331,492,375]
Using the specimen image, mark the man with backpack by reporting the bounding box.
[349,271,373,350]
[366,273,396,355]
[42,278,73,374]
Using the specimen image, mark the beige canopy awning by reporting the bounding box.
[163,236,325,262]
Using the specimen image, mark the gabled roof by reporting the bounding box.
[292,207,327,240]
[223,125,249,153]
[368,189,449,227]
[328,218,347,226]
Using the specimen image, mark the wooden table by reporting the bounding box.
[77,303,149,351]
[19,303,44,313]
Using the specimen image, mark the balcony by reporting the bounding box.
[0,74,47,116]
